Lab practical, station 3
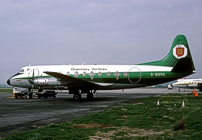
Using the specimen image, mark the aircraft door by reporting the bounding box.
[128,67,141,83]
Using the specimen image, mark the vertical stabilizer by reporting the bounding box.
[138,35,195,73]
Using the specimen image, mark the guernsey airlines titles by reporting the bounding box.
[7,35,196,100]
[71,67,107,71]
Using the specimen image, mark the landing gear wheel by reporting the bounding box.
[199,89,202,92]
[73,94,81,101]
[38,94,41,98]
[87,93,94,100]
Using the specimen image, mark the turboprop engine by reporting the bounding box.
[33,78,62,86]
[188,84,199,88]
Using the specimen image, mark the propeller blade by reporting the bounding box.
[28,70,34,85]
[32,70,35,80]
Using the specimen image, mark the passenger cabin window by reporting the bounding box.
[83,72,86,77]
[74,71,79,78]
[98,72,102,77]
[107,72,111,77]
[27,69,30,71]
[115,71,119,80]
[123,72,127,77]
[90,71,94,79]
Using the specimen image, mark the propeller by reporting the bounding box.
[28,70,35,85]
[27,69,36,98]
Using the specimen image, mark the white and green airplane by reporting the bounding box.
[7,35,196,100]
[170,78,202,91]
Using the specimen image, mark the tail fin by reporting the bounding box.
[138,35,195,73]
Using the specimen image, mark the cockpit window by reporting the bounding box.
[20,69,24,73]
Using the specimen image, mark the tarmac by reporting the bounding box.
[0,88,195,138]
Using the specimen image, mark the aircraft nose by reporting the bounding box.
[7,78,11,85]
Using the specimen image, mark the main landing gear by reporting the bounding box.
[73,94,82,101]
[69,89,82,101]
[87,92,94,100]
[70,89,96,101]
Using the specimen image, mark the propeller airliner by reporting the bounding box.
[169,78,202,91]
[7,35,196,100]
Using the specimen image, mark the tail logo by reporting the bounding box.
[173,45,187,59]
[176,48,184,57]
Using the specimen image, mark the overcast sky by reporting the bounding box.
[1,0,202,85]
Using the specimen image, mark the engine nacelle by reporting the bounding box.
[188,84,199,88]
[33,78,62,86]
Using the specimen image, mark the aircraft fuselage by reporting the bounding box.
[7,65,191,90]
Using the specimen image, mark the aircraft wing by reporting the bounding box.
[43,71,113,88]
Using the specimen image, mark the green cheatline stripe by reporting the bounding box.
[14,76,52,80]
[13,71,190,80]
[13,71,192,85]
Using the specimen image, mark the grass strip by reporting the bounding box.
[0,88,13,93]
[2,93,202,140]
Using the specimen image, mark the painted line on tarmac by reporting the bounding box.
[6,97,15,99]
[148,89,169,93]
